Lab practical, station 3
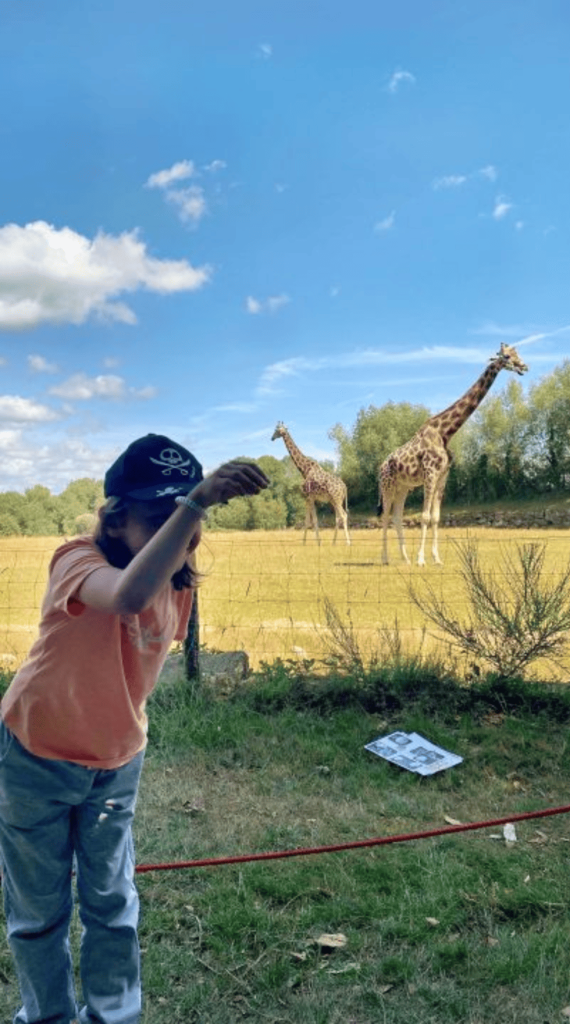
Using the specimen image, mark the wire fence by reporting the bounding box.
[0,527,569,676]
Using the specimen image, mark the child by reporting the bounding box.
[0,433,269,1024]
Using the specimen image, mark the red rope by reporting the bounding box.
[135,802,570,874]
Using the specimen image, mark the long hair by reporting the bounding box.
[94,498,197,591]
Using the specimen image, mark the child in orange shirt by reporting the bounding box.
[0,433,269,1024]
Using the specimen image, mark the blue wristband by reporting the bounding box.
[175,495,209,520]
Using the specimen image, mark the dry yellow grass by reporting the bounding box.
[1,527,569,678]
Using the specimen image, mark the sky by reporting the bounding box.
[0,0,569,493]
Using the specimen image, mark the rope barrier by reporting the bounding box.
[135,802,570,874]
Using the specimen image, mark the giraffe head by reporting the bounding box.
[492,343,528,376]
[271,422,287,442]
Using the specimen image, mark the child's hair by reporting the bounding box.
[94,497,197,591]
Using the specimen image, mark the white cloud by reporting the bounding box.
[0,432,126,494]
[266,294,290,313]
[213,401,258,414]
[0,395,60,423]
[473,322,570,350]
[492,195,513,219]
[433,166,498,191]
[146,160,209,225]
[473,321,534,338]
[0,221,212,330]
[145,160,196,189]
[28,354,58,374]
[203,159,227,173]
[48,373,157,401]
[246,293,290,314]
[258,43,272,59]
[432,175,468,190]
[387,69,416,93]
[374,211,395,233]
[257,345,516,395]
[164,184,207,224]
[479,165,498,182]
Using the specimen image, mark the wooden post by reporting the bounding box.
[184,592,200,680]
[184,551,200,681]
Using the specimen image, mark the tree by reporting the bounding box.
[451,379,532,501]
[57,478,105,535]
[330,401,430,508]
[0,492,26,534]
[22,486,60,536]
[526,360,570,491]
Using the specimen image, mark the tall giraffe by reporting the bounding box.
[378,343,528,566]
[271,422,351,545]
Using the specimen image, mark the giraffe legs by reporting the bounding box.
[333,504,351,545]
[417,493,432,567]
[379,491,409,565]
[303,498,320,545]
[392,495,411,565]
[417,476,445,566]
[429,471,449,565]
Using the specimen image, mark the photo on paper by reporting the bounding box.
[365,731,463,776]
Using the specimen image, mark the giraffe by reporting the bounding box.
[378,343,528,566]
[271,422,351,545]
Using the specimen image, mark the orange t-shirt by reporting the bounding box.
[0,536,194,769]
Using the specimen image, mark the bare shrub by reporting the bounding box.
[409,541,570,680]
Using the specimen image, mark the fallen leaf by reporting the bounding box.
[181,798,205,816]
[561,1007,570,1018]
[425,917,440,927]
[315,933,347,950]
[483,712,504,726]
[379,984,393,994]
[485,936,500,947]
[325,962,361,975]
[444,815,463,825]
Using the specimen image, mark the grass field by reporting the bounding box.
[1,527,570,679]
[3,667,570,1023]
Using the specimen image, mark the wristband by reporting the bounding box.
[175,495,209,520]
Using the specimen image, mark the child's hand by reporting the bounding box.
[190,461,270,509]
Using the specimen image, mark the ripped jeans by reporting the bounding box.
[0,720,145,1024]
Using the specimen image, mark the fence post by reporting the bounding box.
[184,551,200,681]
[184,591,200,681]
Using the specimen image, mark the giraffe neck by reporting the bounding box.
[427,360,503,443]
[281,430,313,476]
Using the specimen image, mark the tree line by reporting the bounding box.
[1,358,568,536]
[331,357,570,510]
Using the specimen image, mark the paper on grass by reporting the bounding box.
[365,731,463,776]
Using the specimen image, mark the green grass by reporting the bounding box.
[4,663,570,1023]
[139,670,570,1023]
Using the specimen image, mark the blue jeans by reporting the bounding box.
[0,720,145,1024]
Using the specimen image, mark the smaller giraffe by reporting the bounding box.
[271,422,351,545]
[378,343,528,566]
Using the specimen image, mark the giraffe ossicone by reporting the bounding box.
[271,422,351,545]
[377,343,528,566]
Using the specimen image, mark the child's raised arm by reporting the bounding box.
[78,461,269,615]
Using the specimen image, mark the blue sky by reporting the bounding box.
[0,0,568,492]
